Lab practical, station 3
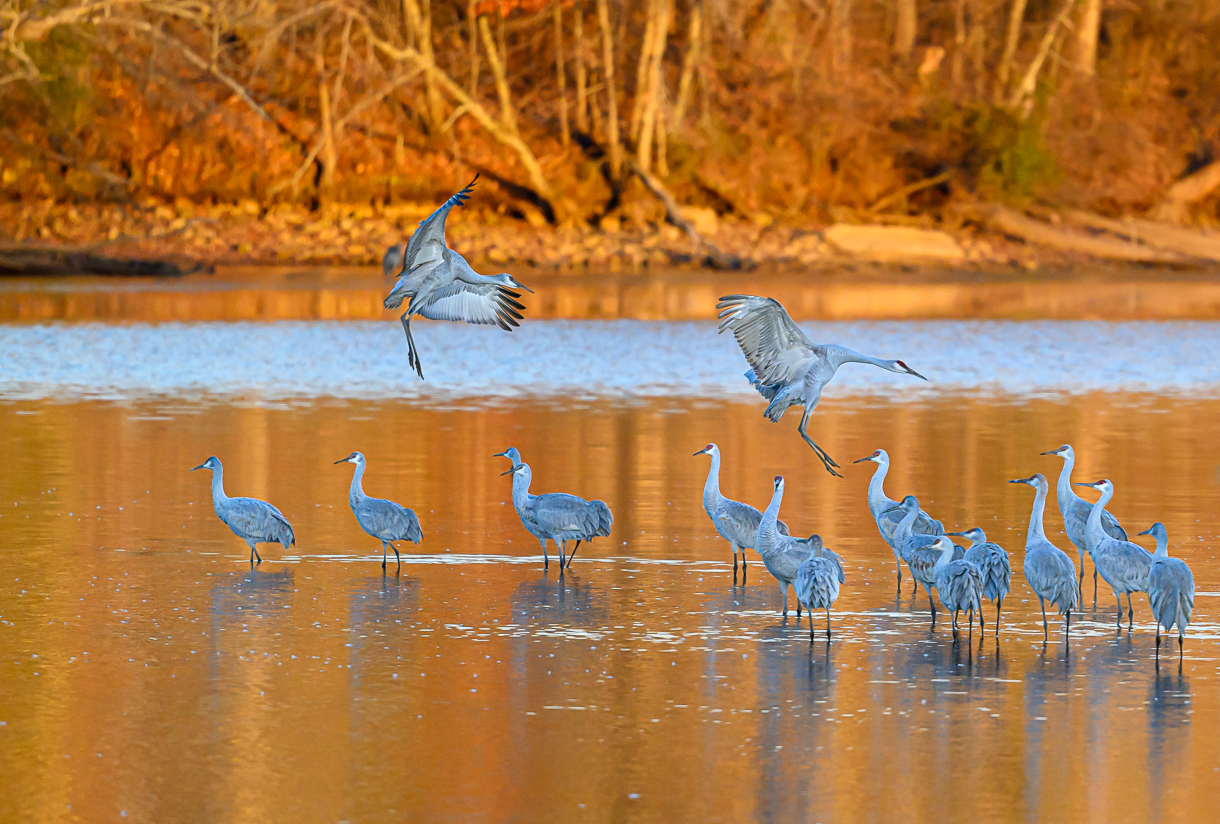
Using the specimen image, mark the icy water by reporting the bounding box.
[2,320,1220,823]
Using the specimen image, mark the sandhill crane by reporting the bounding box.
[933,541,985,635]
[795,542,843,640]
[886,495,956,596]
[855,449,944,591]
[383,176,533,379]
[1139,523,1195,660]
[192,456,294,565]
[693,443,789,582]
[757,476,844,617]
[716,295,926,476]
[949,528,1012,637]
[334,451,422,570]
[1010,474,1080,639]
[1075,479,1151,629]
[1041,445,1128,601]
[382,243,406,280]
[500,460,612,573]
[494,449,554,570]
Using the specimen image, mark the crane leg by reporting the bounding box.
[557,541,567,574]
[995,597,1002,638]
[1039,596,1048,640]
[382,542,388,569]
[781,584,789,617]
[912,576,918,595]
[1114,591,1122,628]
[1155,622,1162,650]
[1126,593,1134,628]
[926,584,937,625]
[742,550,748,584]
[825,607,832,639]
[1092,568,1098,609]
[731,542,738,580]
[796,599,802,619]
[565,540,581,569]
[393,544,402,570]
[796,412,842,477]
[809,612,815,642]
[1178,633,1184,660]
[895,565,902,593]
[400,312,425,380]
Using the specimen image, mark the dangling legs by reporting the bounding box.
[400,312,425,380]
[796,408,842,477]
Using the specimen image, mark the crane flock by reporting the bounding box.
[181,180,1199,667]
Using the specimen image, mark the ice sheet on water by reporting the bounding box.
[0,319,1218,402]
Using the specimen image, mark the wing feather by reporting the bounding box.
[417,281,524,329]
[715,295,816,386]
[397,176,478,277]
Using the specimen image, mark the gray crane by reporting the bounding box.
[933,540,985,635]
[948,527,1012,637]
[1075,479,1151,629]
[891,527,958,623]
[191,456,295,565]
[383,176,533,379]
[1009,474,1080,639]
[1138,523,1195,659]
[693,443,789,582]
[499,459,612,573]
[382,243,406,280]
[886,495,958,596]
[855,449,944,591]
[716,295,926,477]
[756,476,845,617]
[334,451,423,570]
[1041,444,1128,602]
[794,541,843,640]
[495,448,555,569]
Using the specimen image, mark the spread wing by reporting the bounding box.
[397,176,479,277]
[416,277,525,330]
[716,295,816,386]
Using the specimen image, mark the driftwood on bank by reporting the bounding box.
[627,158,744,270]
[1150,161,1220,225]
[0,245,195,276]
[1062,210,1220,263]
[981,205,1186,263]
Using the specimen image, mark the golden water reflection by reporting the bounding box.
[1,393,1219,823]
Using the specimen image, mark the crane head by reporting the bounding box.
[333,451,364,465]
[893,360,927,380]
[191,456,221,472]
[773,475,784,491]
[1137,523,1167,541]
[853,449,885,464]
[501,463,528,477]
[494,448,522,463]
[1073,478,1112,494]
[1039,444,1072,458]
[693,443,717,457]
[947,527,986,544]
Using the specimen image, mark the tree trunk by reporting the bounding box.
[554,3,569,146]
[951,0,966,90]
[1075,0,1102,76]
[596,0,623,181]
[467,0,480,96]
[894,0,917,61]
[574,2,589,133]
[671,0,702,131]
[315,35,337,195]
[478,15,518,136]
[1151,161,1220,224]
[637,0,672,173]
[830,0,854,79]
[630,0,659,143]
[994,0,1028,103]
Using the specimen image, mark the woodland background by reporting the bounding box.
[1,0,1219,267]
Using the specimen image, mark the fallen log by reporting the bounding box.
[1062,210,1220,263]
[1150,161,1220,224]
[0,245,195,276]
[823,223,966,262]
[981,205,1185,263]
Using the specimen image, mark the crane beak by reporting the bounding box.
[946,531,966,537]
[1038,449,1060,456]
[852,455,874,464]
[190,463,206,471]
[333,457,350,465]
[500,466,520,476]
[904,366,928,381]
[1137,527,1152,536]
[692,447,708,456]
[493,450,508,458]
[1008,477,1030,485]
[1072,481,1098,489]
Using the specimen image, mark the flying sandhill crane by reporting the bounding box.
[1075,479,1151,629]
[334,451,423,570]
[192,456,295,565]
[383,176,533,379]
[716,295,927,476]
[693,443,789,582]
[499,459,612,573]
[1138,523,1195,661]
[855,449,944,591]
[948,527,1012,637]
[1041,444,1128,602]
[1010,474,1080,639]
[756,476,844,617]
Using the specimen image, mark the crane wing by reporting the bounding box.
[416,278,525,330]
[395,176,479,277]
[716,295,816,386]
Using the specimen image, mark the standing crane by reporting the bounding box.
[693,443,789,582]
[1010,474,1080,639]
[499,459,612,573]
[192,456,295,565]
[716,296,927,476]
[855,449,944,591]
[933,540,985,635]
[1041,444,1128,602]
[756,476,845,617]
[948,528,1011,637]
[334,451,423,570]
[794,542,843,640]
[1138,523,1195,660]
[1075,479,1151,629]
[383,176,533,379]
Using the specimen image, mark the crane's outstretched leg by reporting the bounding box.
[796,408,842,478]
[1038,596,1049,639]
[565,540,582,569]
[400,312,425,380]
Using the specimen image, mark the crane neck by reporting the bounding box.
[1054,452,1077,507]
[510,469,534,512]
[701,452,722,512]
[1084,485,1114,548]
[896,501,920,540]
[209,467,228,508]
[1025,483,1049,548]
[348,461,367,507]
[866,458,892,516]
[1153,531,1168,557]
[758,486,784,554]
[934,542,955,573]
